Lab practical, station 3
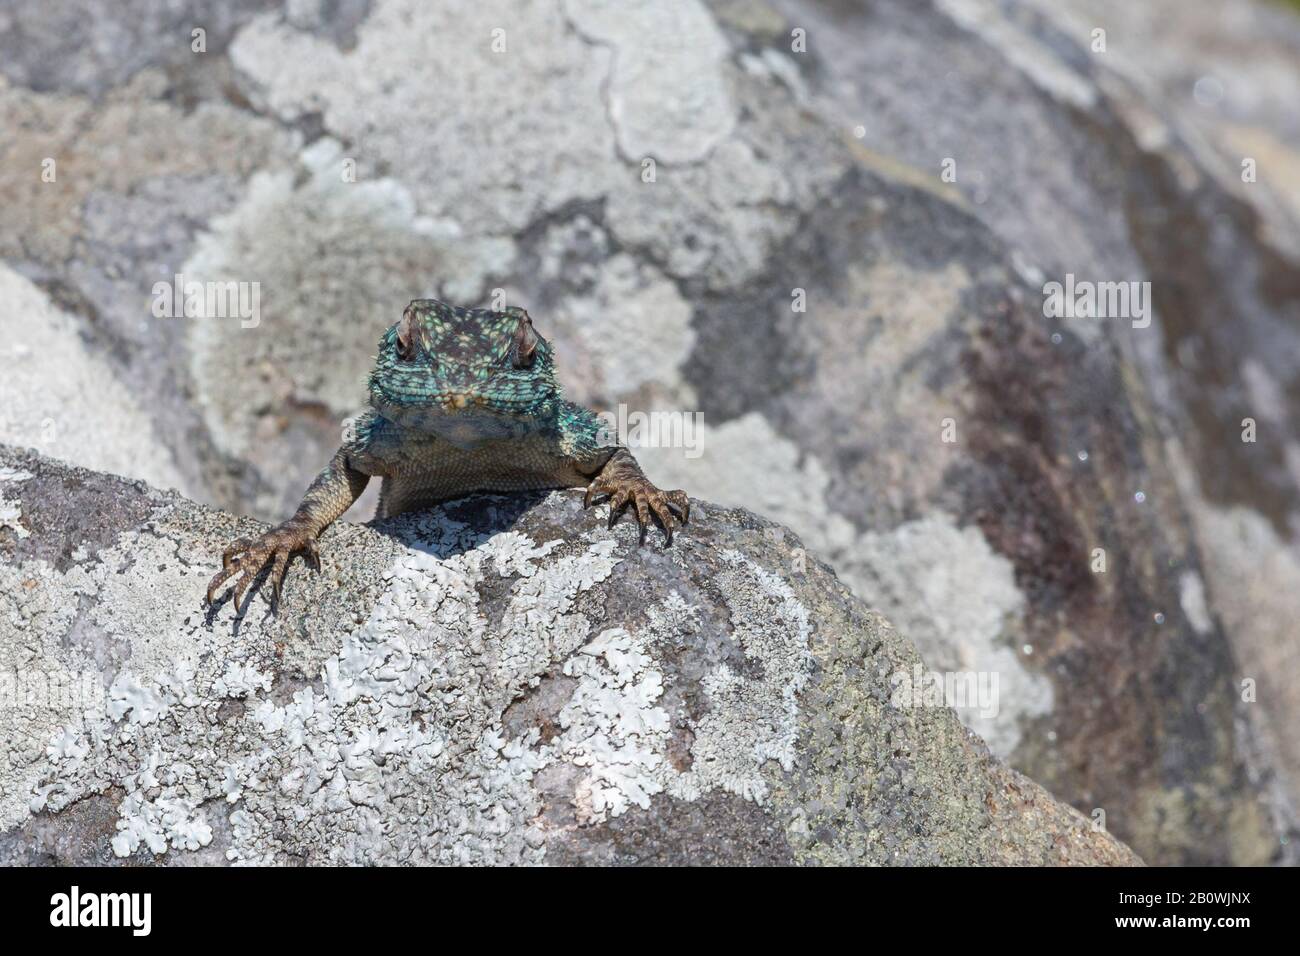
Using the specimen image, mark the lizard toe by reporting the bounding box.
[584,477,613,508]
[231,564,258,615]
[269,550,290,608]
[649,496,676,546]
[666,490,690,525]
[589,469,689,548]
[633,492,652,546]
[207,524,318,613]
[206,564,240,605]
[607,488,632,528]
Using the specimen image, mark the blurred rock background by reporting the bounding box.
[1,0,1297,864]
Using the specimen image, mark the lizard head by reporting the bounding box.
[368,299,560,439]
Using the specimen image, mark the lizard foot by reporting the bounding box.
[584,474,689,545]
[205,521,320,612]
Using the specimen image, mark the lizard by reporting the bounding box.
[206,299,690,611]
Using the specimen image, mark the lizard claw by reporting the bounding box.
[585,474,688,546]
[606,487,632,529]
[206,521,318,612]
[221,537,251,571]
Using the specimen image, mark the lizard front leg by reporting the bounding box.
[583,447,690,545]
[206,447,370,611]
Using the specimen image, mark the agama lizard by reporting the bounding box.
[206,300,689,611]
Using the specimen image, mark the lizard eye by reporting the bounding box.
[396,306,420,361]
[511,313,538,369]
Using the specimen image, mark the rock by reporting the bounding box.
[0,264,187,497]
[1,0,1295,865]
[0,447,1138,865]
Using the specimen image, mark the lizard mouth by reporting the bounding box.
[373,394,543,447]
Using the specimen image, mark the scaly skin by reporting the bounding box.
[206,300,689,612]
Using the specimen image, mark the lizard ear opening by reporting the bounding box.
[396,305,420,361]
[512,313,538,368]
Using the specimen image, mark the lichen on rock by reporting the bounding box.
[0,447,1139,865]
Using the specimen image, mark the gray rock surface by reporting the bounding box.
[0,447,1139,865]
[1,0,1296,864]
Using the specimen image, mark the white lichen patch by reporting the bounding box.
[556,626,672,821]
[111,789,213,858]
[543,550,814,822]
[0,465,33,539]
[849,514,1053,757]
[552,253,696,402]
[229,0,617,234]
[3,528,208,835]
[562,0,736,163]
[2,460,832,863]
[0,560,102,831]
[22,511,627,864]
[603,137,796,286]
[10,495,822,862]
[213,661,272,699]
[227,0,813,296]
[666,551,814,803]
